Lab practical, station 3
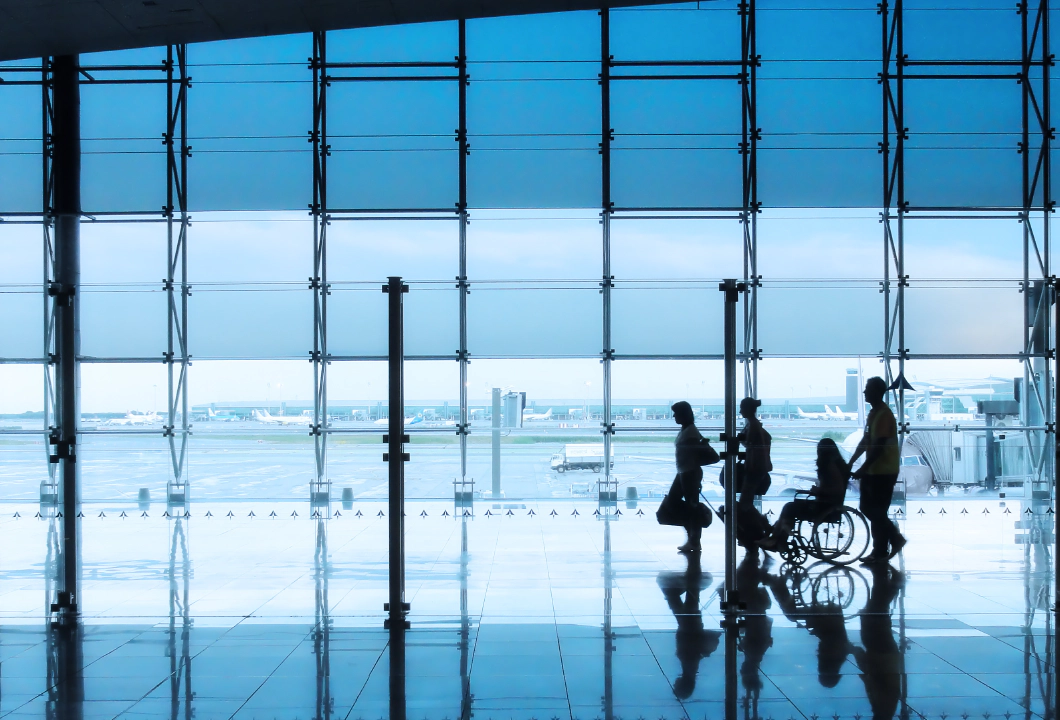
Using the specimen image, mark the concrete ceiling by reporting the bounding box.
[0,0,662,61]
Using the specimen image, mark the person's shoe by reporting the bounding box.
[887,535,908,560]
[757,536,779,551]
[859,552,887,565]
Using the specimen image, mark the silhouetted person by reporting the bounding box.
[719,398,772,547]
[670,401,719,553]
[759,438,849,551]
[734,551,773,701]
[852,563,904,719]
[849,377,907,563]
[737,397,772,507]
[657,552,721,699]
[763,568,853,689]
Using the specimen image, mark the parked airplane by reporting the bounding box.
[105,411,161,427]
[207,408,239,422]
[252,409,313,426]
[825,405,859,421]
[373,415,425,426]
[523,408,553,421]
[796,407,832,420]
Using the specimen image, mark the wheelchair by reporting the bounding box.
[776,491,871,566]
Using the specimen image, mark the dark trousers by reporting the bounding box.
[679,468,704,544]
[859,473,902,556]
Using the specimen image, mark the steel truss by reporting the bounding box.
[881,0,1055,502]
[311,33,331,510]
[165,45,191,506]
[168,517,191,720]
[42,58,58,509]
[739,0,760,399]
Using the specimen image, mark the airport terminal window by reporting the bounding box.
[0,1,1052,506]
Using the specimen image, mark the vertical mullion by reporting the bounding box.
[740,0,758,398]
[166,45,190,501]
[458,19,470,487]
[312,32,330,511]
[43,57,58,491]
[600,8,614,502]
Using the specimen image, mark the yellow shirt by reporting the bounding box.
[863,405,900,476]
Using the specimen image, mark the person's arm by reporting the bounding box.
[852,415,895,479]
[848,432,870,466]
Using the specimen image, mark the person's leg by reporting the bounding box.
[679,470,704,551]
[859,478,890,557]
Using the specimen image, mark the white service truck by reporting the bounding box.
[550,443,615,473]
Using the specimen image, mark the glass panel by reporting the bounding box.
[611,359,723,428]
[467,284,600,358]
[329,283,458,358]
[328,21,457,62]
[0,222,41,285]
[81,79,167,214]
[905,282,1022,354]
[80,220,168,359]
[82,221,166,284]
[468,12,600,208]
[188,360,315,500]
[80,433,172,504]
[756,210,880,280]
[188,35,311,212]
[611,3,740,62]
[0,289,43,359]
[80,362,168,418]
[80,287,168,359]
[904,5,1020,61]
[611,283,724,356]
[467,210,600,280]
[0,364,46,501]
[904,81,1021,208]
[329,82,458,211]
[466,358,603,500]
[905,218,1023,280]
[758,282,881,356]
[611,80,741,209]
[328,219,458,282]
[0,83,43,214]
[188,213,313,360]
[610,217,743,281]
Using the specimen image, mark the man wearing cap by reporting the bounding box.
[848,376,907,563]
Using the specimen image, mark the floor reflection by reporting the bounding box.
[0,500,1053,719]
[655,549,721,700]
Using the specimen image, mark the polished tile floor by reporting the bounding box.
[0,498,1054,719]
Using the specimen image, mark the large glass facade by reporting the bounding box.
[0,0,1054,510]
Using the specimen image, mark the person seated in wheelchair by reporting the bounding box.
[758,438,849,551]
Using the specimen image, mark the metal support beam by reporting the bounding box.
[739,0,759,398]
[165,44,190,507]
[720,278,743,614]
[457,19,470,488]
[313,518,331,720]
[881,0,907,433]
[168,517,191,720]
[384,276,409,630]
[311,32,331,512]
[51,54,81,621]
[1018,0,1055,519]
[601,8,615,507]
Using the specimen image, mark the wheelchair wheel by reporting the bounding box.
[810,507,870,565]
[810,564,863,612]
[778,536,807,565]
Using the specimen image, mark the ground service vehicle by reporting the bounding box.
[550,444,615,473]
